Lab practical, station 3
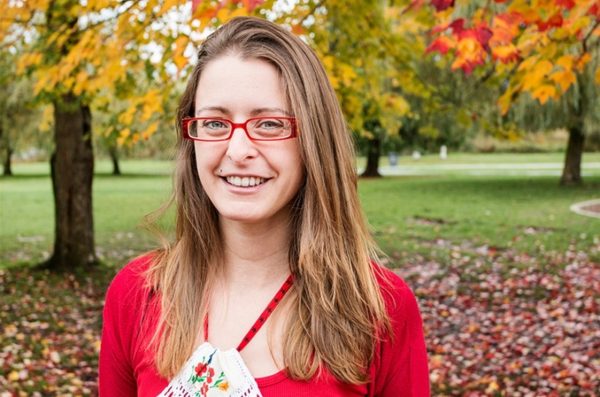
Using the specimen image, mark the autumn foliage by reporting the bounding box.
[426,0,599,113]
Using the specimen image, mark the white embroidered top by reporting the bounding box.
[158,275,294,397]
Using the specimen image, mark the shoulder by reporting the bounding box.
[104,253,156,309]
[372,262,418,322]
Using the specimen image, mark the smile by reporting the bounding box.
[225,176,267,187]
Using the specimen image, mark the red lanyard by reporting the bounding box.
[203,274,294,352]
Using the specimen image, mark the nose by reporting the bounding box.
[225,126,257,162]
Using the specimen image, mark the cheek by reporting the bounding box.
[288,144,304,180]
[194,144,220,178]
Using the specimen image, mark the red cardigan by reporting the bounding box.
[99,255,430,396]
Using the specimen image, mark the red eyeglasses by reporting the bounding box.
[182,117,298,142]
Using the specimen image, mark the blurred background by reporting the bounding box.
[1,0,599,395]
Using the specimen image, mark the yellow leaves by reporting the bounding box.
[485,380,500,394]
[539,42,557,59]
[508,0,538,24]
[498,85,517,115]
[322,56,334,74]
[385,94,410,116]
[456,38,481,62]
[516,33,541,56]
[531,84,556,104]
[72,70,89,96]
[339,64,357,86]
[118,107,136,126]
[117,128,131,146]
[8,371,20,382]
[16,52,43,74]
[491,13,521,45]
[521,60,552,91]
[492,44,519,63]
[321,56,356,89]
[87,0,113,11]
[141,121,159,140]
[595,68,600,85]
[157,0,182,16]
[550,69,576,92]
[556,54,574,70]
[172,35,190,72]
[140,89,161,122]
[113,89,164,146]
[566,15,591,35]
[216,6,250,24]
[575,52,591,72]
[450,37,486,73]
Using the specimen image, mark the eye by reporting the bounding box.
[256,119,285,129]
[202,119,229,130]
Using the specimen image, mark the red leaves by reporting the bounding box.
[426,36,453,55]
[398,247,600,395]
[588,3,600,19]
[0,268,114,395]
[536,12,564,31]
[427,20,493,73]
[556,0,575,10]
[428,0,595,81]
[448,19,465,34]
[431,0,455,12]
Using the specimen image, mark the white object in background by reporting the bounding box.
[440,145,447,160]
[412,150,421,160]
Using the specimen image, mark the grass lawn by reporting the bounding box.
[360,175,600,265]
[1,154,599,267]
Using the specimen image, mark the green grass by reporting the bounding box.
[359,175,600,264]
[1,155,599,268]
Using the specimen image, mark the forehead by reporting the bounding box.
[194,55,288,116]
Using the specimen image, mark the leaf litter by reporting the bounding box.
[396,246,599,396]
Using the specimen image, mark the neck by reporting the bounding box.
[218,216,292,289]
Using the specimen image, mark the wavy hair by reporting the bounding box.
[145,16,391,384]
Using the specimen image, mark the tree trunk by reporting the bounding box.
[108,144,121,175]
[0,123,11,176]
[3,145,12,176]
[560,71,588,186]
[560,125,584,186]
[43,94,96,271]
[361,137,381,177]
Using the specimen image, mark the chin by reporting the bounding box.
[217,208,265,223]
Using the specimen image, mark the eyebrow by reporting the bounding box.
[195,106,292,117]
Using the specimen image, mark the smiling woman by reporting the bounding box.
[99,16,429,397]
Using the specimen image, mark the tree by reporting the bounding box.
[426,0,600,185]
[2,0,191,270]
[0,50,47,176]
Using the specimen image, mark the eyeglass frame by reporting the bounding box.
[182,116,298,142]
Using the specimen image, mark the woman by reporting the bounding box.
[99,16,429,397]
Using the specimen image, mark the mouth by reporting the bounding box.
[223,175,269,188]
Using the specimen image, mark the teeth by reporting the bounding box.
[226,176,266,187]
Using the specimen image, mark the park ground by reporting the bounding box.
[0,152,599,396]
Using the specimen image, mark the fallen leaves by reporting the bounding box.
[397,247,599,396]
[0,267,114,396]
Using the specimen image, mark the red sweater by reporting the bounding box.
[99,255,430,396]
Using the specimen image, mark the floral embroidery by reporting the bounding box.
[188,349,228,397]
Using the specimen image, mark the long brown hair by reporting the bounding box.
[146,16,391,384]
